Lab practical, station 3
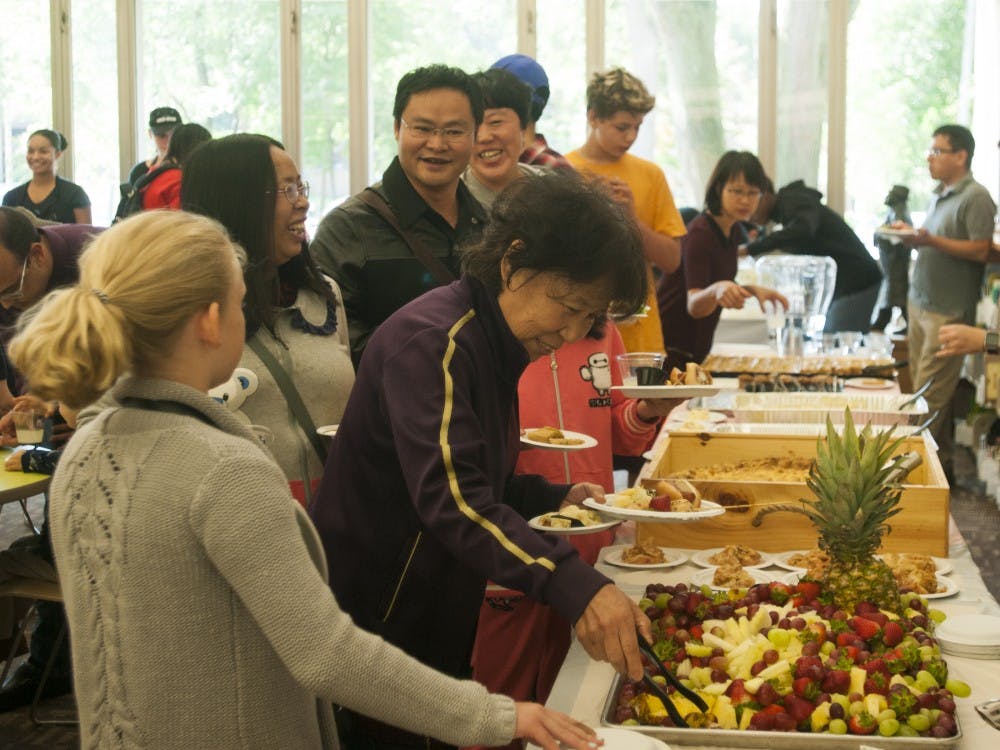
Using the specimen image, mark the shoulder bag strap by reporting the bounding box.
[357,188,457,285]
[247,336,328,465]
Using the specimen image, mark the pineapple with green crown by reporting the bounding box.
[800,409,907,615]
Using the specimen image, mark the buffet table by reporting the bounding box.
[542,541,1000,748]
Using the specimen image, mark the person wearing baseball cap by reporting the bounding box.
[490,54,572,171]
[127,107,183,185]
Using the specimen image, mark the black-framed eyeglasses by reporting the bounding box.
[0,260,28,304]
[270,182,310,204]
[926,148,958,157]
[400,118,471,143]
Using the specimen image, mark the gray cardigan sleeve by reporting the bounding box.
[188,454,518,747]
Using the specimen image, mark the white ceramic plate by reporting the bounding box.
[935,614,1000,646]
[582,497,725,523]
[769,549,822,573]
[690,566,774,590]
[603,545,688,570]
[316,424,339,437]
[844,377,895,390]
[520,429,598,451]
[690,547,775,569]
[612,385,720,399]
[592,726,672,750]
[877,553,953,576]
[876,226,918,238]
[527,513,619,535]
[906,574,958,600]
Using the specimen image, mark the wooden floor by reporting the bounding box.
[1,447,999,747]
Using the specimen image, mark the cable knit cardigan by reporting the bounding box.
[49,376,516,749]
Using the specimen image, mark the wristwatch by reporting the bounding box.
[985,330,1000,354]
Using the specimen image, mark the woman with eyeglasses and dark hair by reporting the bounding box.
[2,129,91,224]
[656,150,788,370]
[181,134,354,505]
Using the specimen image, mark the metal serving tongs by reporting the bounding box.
[899,376,935,411]
[635,629,709,728]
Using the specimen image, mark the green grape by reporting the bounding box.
[907,713,930,732]
[945,678,971,698]
[896,723,919,737]
[828,718,848,735]
[876,709,896,723]
[928,609,946,624]
[638,597,654,610]
[654,593,670,610]
[879,718,900,737]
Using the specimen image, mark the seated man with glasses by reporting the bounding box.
[311,64,487,366]
[0,206,100,712]
[743,178,883,333]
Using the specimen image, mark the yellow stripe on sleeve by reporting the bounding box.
[439,311,557,572]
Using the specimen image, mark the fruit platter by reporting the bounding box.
[602,579,966,748]
[602,415,967,747]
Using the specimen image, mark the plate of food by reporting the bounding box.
[875,225,918,238]
[907,574,958,600]
[844,377,895,390]
[770,548,830,576]
[879,551,953,576]
[520,427,598,450]
[612,384,720,399]
[689,545,775,569]
[603,544,687,570]
[583,497,725,523]
[528,506,619,534]
[690,565,774,591]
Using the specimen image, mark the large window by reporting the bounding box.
[0,0,52,199]
[845,0,970,243]
[137,1,281,154]
[535,1,588,158]
[366,0,518,180]
[605,0,760,210]
[775,0,829,196]
[301,0,351,227]
[73,0,120,225]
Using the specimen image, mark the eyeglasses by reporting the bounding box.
[927,148,958,157]
[270,182,310,204]
[400,118,471,143]
[724,187,763,200]
[0,260,28,304]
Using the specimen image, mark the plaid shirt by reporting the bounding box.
[520,133,574,171]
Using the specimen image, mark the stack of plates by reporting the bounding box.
[934,614,1000,659]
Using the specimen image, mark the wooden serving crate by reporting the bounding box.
[635,430,949,555]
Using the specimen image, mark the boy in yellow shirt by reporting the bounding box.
[567,68,686,354]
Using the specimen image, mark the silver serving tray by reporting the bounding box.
[601,671,961,749]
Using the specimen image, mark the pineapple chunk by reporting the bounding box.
[702,632,733,653]
[849,666,867,697]
[738,707,756,730]
[712,695,738,730]
[810,701,832,732]
[632,693,668,723]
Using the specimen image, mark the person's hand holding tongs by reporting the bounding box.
[635,628,709,728]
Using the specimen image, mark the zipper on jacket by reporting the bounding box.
[549,353,572,484]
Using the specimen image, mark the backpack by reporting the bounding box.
[113,163,180,223]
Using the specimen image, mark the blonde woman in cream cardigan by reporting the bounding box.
[8,211,598,750]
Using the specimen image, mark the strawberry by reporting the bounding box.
[649,495,670,512]
[859,610,889,627]
[803,621,827,644]
[854,601,880,615]
[848,711,877,735]
[689,624,703,640]
[820,668,851,694]
[849,616,882,641]
[882,620,904,647]
[864,672,890,695]
[792,676,820,702]
[782,694,815,724]
[795,580,821,601]
[768,582,792,605]
[836,631,857,648]
[794,655,823,679]
[726,678,752,704]
[862,657,887,674]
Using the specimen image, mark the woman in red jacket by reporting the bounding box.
[140,123,212,210]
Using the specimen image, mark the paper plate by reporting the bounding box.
[520,429,598,451]
[527,513,619,535]
[583,497,725,523]
[690,566,774,591]
[690,547,775,569]
[603,545,688,570]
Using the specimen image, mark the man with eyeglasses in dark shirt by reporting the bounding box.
[0,206,101,712]
[311,64,488,366]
